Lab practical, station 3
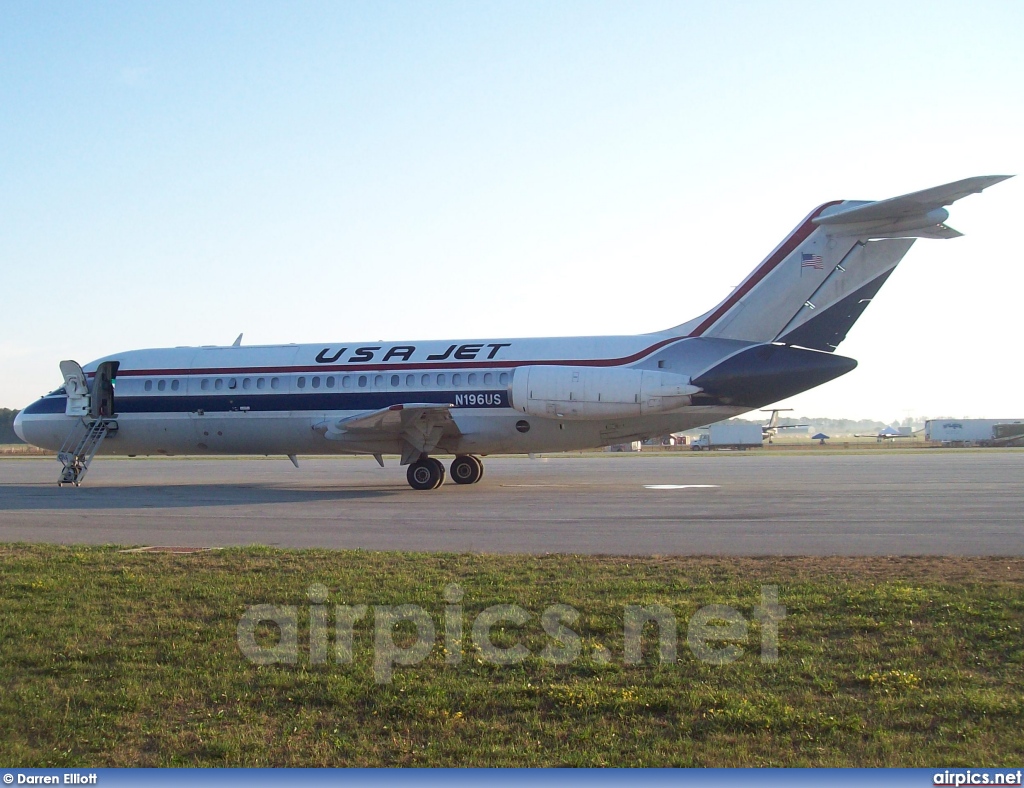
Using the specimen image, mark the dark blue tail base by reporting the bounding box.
[692,344,857,408]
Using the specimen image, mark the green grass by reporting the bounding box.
[1,545,1023,766]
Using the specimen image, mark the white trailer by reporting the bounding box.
[691,423,763,451]
[925,419,1024,446]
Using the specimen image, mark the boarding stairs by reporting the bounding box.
[57,418,113,487]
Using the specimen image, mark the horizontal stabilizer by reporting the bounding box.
[813,175,1012,237]
[901,224,962,240]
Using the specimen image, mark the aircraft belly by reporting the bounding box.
[96,412,194,456]
[20,405,754,458]
[188,411,340,455]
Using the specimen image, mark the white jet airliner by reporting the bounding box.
[15,176,1010,489]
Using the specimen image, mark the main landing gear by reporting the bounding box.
[450,454,483,485]
[406,455,484,490]
[407,457,446,490]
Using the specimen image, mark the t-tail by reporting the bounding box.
[669,175,1012,351]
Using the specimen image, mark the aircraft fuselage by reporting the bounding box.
[15,333,854,460]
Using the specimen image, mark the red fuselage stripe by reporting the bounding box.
[104,336,693,378]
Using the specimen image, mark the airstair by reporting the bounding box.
[57,418,113,487]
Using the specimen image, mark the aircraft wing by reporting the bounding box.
[332,403,458,433]
[314,403,461,463]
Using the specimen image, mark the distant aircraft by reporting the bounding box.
[15,176,1010,489]
[760,409,809,443]
[854,425,918,442]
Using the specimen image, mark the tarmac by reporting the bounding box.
[1,451,1022,555]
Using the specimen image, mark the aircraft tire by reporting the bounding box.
[451,455,483,485]
[407,459,441,491]
[428,457,446,489]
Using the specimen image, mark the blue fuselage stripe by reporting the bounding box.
[22,390,510,416]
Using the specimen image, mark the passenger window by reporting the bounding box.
[312,376,321,389]
[171,380,180,391]
[391,374,400,387]
[421,374,430,387]
[342,375,351,389]
[144,380,153,391]
[358,375,367,388]
[499,372,509,385]
[215,378,224,390]
[242,378,251,390]
[201,379,210,391]
[406,374,415,387]
[468,373,478,385]
[256,378,265,390]
[452,373,462,386]
[271,377,280,389]
[437,374,446,386]
[157,380,166,391]
[297,377,306,389]
[374,374,384,387]
[228,378,237,389]
[483,373,493,385]
[326,376,335,389]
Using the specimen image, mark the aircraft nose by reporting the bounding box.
[13,409,27,442]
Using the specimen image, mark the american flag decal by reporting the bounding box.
[801,253,824,269]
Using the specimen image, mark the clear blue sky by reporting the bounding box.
[2,1,1021,419]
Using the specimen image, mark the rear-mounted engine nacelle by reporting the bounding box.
[509,365,700,420]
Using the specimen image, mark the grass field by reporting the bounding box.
[1,545,1023,767]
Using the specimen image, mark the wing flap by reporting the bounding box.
[314,403,462,463]
[323,399,460,435]
[332,403,456,433]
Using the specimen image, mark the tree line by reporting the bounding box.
[0,409,23,444]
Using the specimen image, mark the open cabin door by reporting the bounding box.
[59,361,90,416]
[59,360,119,418]
[53,359,119,488]
[91,361,118,418]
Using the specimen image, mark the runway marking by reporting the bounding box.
[644,484,720,490]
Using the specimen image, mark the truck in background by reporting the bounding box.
[925,419,1024,447]
[691,422,764,451]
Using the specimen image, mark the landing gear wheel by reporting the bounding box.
[427,457,446,489]
[407,458,444,491]
[451,455,483,485]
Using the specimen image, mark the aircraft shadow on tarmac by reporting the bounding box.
[0,484,397,511]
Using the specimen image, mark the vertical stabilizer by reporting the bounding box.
[666,176,1011,351]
